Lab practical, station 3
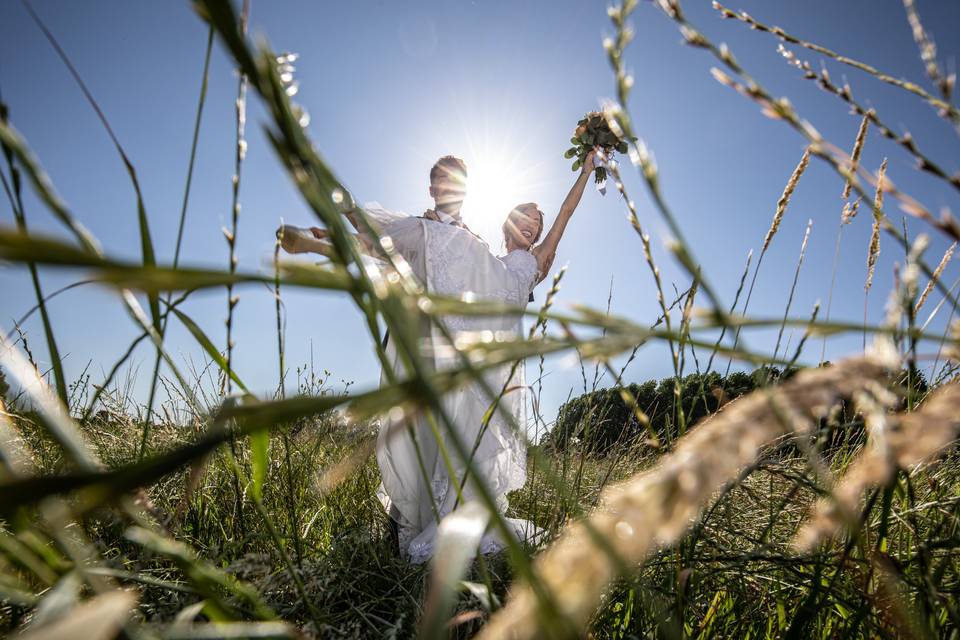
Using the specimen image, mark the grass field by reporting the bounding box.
[1,0,959,638]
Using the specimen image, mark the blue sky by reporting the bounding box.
[1,0,958,424]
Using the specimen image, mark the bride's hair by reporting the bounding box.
[502,203,544,249]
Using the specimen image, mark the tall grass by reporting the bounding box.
[0,0,959,638]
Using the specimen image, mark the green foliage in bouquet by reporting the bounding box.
[563,110,634,184]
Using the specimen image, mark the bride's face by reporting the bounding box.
[505,206,542,249]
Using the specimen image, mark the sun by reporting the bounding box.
[461,149,541,249]
[416,97,549,247]
[463,154,519,224]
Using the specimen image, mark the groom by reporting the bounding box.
[298,155,487,557]
[348,155,479,556]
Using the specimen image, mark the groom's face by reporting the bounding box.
[429,169,467,210]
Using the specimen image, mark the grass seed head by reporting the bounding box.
[842,112,872,200]
[865,159,888,292]
[763,147,811,252]
[915,241,956,312]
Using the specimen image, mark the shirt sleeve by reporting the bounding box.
[379,217,427,283]
[350,203,428,284]
[357,201,411,232]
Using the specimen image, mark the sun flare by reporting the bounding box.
[462,153,523,237]
[459,144,544,250]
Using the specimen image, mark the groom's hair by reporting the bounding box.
[430,155,467,185]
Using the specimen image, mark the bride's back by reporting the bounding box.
[424,221,537,308]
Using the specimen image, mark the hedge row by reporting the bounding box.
[547,366,926,455]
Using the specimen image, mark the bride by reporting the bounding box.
[281,150,596,562]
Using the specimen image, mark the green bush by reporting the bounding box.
[549,365,928,456]
[550,368,771,454]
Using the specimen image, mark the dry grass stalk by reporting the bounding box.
[0,397,36,477]
[820,113,870,362]
[915,241,956,312]
[842,114,871,200]
[712,0,960,129]
[840,197,862,224]
[0,333,101,469]
[702,7,960,230]
[902,0,954,102]
[478,353,896,640]
[763,147,810,252]
[222,0,251,399]
[779,40,959,195]
[794,382,960,551]
[865,159,889,293]
[18,590,138,640]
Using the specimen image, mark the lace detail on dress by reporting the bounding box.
[425,225,538,332]
[431,476,449,510]
[498,249,539,300]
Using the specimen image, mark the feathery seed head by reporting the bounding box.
[916,241,956,312]
[762,147,811,252]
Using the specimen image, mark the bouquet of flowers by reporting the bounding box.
[563,111,634,185]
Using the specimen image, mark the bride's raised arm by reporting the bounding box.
[532,149,596,281]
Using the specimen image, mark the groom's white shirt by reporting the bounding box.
[428,208,458,225]
[361,202,465,288]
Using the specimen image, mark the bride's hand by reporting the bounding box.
[581,148,599,174]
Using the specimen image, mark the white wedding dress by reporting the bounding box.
[359,205,542,563]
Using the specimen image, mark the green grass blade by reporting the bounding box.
[0,122,100,254]
[0,228,358,293]
[125,526,274,621]
[170,307,248,393]
[21,1,161,329]
[250,429,268,502]
[0,103,70,405]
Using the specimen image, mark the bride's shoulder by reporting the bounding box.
[501,248,537,262]
[500,249,538,273]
